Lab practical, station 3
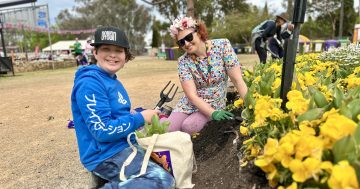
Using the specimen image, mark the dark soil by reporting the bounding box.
[192,111,269,189]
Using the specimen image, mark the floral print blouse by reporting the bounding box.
[173,38,240,114]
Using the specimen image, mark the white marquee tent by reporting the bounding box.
[42,40,87,53]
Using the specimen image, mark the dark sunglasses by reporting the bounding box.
[177,31,196,47]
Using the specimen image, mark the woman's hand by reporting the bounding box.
[211,110,234,121]
[140,109,161,123]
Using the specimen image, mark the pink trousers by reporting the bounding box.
[161,111,210,134]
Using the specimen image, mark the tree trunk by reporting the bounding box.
[332,20,336,39]
[339,0,344,38]
[186,0,195,18]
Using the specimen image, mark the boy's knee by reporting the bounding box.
[161,173,175,189]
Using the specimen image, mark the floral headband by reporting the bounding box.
[169,17,198,39]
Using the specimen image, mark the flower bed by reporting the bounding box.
[237,47,360,188]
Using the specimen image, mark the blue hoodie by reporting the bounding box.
[71,65,145,171]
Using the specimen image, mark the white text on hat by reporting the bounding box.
[101,31,117,41]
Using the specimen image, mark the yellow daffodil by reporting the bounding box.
[269,108,287,121]
[250,120,265,129]
[289,157,321,183]
[255,155,274,169]
[354,66,360,74]
[286,90,308,115]
[328,161,359,189]
[320,110,357,147]
[234,99,244,108]
[264,138,279,156]
[243,137,254,145]
[346,77,360,89]
[267,63,282,76]
[240,126,249,136]
[277,182,298,189]
[272,78,282,91]
[250,144,261,157]
[274,142,294,168]
[319,85,333,101]
[244,70,251,77]
[294,135,323,160]
[304,72,317,86]
[254,76,261,83]
[320,161,333,173]
[287,182,297,189]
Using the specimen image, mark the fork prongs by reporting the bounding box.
[155,81,178,109]
[166,86,178,102]
[159,81,171,97]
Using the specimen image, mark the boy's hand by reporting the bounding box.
[211,110,234,121]
[140,109,160,123]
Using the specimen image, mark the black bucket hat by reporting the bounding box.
[90,26,130,49]
[276,14,288,22]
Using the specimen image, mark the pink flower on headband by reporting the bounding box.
[169,17,197,38]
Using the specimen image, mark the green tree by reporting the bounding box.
[262,1,269,18]
[281,0,294,19]
[149,0,250,28]
[301,16,332,39]
[218,0,250,15]
[194,0,215,27]
[336,0,357,38]
[151,19,161,48]
[56,0,152,54]
[308,0,341,38]
[211,6,262,44]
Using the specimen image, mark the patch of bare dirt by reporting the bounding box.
[192,107,268,189]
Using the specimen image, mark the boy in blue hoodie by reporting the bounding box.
[71,26,175,189]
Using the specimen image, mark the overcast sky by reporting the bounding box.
[1,0,358,25]
[0,0,358,45]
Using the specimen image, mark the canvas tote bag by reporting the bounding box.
[120,131,196,189]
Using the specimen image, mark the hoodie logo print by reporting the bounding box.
[85,94,107,131]
[85,94,130,135]
[118,92,127,104]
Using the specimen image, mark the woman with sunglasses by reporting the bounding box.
[164,16,248,134]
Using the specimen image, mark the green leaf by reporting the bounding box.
[297,108,324,123]
[351,160,360,185]
[244,91,255,109]
[354,124,360,145]
[313,90,328,108]
[307,96,316,110]
[333,87,344,109]
[347,99,360,122]
[322,73,332,85]
[151,114,160,128]
[135,130,145,138]
[332,135,357,163]
[273,86,281,98]
[241,108,252,120]
[340,104,353,119]
[349,86,360,99]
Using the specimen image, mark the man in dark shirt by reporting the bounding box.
[251,15,293,63]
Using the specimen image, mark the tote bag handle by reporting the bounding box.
[119,132,159,181]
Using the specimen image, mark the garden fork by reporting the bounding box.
[154,81,178,109]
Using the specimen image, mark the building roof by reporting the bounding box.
[42,40,87,52]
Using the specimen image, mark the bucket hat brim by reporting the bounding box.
[276,15,288,22]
